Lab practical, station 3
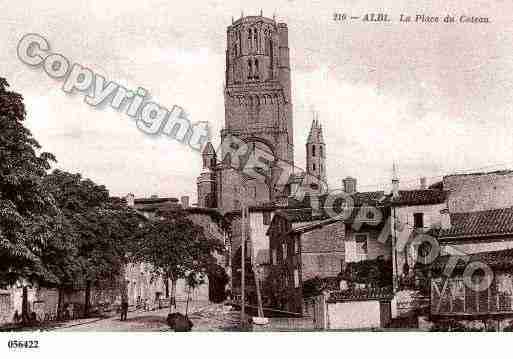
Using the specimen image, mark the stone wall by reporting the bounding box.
[444,171,513,213]
[300,221,345,281]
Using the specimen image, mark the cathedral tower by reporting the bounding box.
[218,14,294,210]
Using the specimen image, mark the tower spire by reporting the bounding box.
[392,162,400,198]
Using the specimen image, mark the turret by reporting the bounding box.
[202,141,217,170]
[197,142,217,208]
[306,113,326,187]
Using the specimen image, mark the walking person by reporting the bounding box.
[120,295,129,321]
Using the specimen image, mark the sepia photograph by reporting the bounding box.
[1,0,513,357]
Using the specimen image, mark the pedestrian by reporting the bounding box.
[120,296,128,321]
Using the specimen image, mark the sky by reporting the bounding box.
[2,0,513,202]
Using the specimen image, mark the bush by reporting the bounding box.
[167,313,193,332]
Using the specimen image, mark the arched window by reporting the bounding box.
[238,31,242,54]
[254,59,259,79]
[248,59,252,79]
[254,28,258,50]
[248,29,252,50]
[312,145,316,157]
[320,145,323,157]
[313,163,316,172]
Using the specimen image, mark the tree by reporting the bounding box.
[132,209,224,313]
[42,169,145,317]
[0,77,59,291]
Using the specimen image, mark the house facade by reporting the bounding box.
[428,207,513,327]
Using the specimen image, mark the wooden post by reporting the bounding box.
[240,190,246,328]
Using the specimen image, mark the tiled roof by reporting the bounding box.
[439,207,513,239]
[387,189,447,206]
[351,191,386,206]
[327,287,394,303]
[275,208,326,223]
[134,197,179,205]
[430,248,513,272]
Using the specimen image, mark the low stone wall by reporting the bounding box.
[251,317,315,331]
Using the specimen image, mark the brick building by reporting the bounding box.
[193,15,332,297]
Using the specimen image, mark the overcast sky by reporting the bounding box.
[2,0,513,201]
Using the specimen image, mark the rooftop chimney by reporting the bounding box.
[420,177,427,190]
[125,193,135,208]
[181,196,190,208]
[343,177,357,194]
[440,208,451,230]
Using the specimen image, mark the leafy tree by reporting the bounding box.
[132,209,224,312]
[42,169,145,317]
[0,77,59,289]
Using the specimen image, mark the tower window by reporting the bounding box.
[313,163,316,172]
[312,145,316,157]
[248,28,252,50]
[248,59,252,79]
[320,146,323,157]
[254,28,258,50]
[254,59,259,79]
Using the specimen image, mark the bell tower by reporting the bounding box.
[218,14,294,210]
[305,113,326,194]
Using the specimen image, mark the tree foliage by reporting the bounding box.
[41,169,145,290]
[132,208,225,307]
[0,77,59,286]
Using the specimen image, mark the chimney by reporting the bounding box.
[392,163,400,199]
[440,208,451,230]
[343,177,357,194]
[420,177,427,190]
[125,193,135,208]
[181,196,190,208]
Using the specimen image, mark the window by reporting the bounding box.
[312,145,316,157]
[253,28,258,50]
[263,212,271,225]
[320,145,323,157]
[294,269,300,288]
[272,249,277,265]
[254,59,259,79]
[355,233,368,256]
[247,59,252,79]
[282,243,287,260]
[413,213,424,229]
[294,238,300,253]
[312,163,316,172]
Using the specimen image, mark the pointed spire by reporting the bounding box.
[317,118,325,143]
[307,111,324,144]
[392,162,400,199]
[307,118,316,144]
[392,162,399,181]
[202,141,216,156]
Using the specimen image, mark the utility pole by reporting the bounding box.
[240,186,246,329]
[251,230,264,318]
